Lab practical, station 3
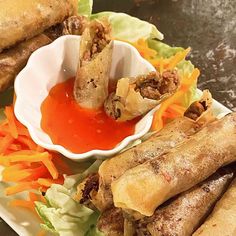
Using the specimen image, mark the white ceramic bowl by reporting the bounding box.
[14,35,156,161]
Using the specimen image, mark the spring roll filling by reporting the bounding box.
[135,70,180,100]
[78,173,99,205]
[81,21,111,63]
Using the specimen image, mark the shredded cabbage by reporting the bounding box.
[91,11,163,42]
[35,160,103,236]
[78,0,93,17]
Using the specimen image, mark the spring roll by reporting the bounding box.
[137,166,235,236]
[45,15,88,40]
[0,0,77,52]
[104,70,180,121]
[111,113,236,216]
[77,91,213,211]
[193,177,236,236]
[0,34,52,92]
[74,19,113,109]
[97,207,124,236]
[0,16,88,93]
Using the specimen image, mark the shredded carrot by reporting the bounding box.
[36,145,45,152]
[166,103,187,117]
[2,168,31,182]
[17,136,38,150]
[4,106,18,139]
[0,134,14,154]
[52,154,71,175]
[9,199,35,210]
[131,38,157,59]
[152,68,200,131]
[124,38,191,74]
[0,104,71,223]
[5,182,40,196]
[36,230,46,236]
[38,178,64,187]
[42,156,59,179]
[29,192,40,202]
[6,152,49,163]
[8,144,21,151]
[167,47,191,70]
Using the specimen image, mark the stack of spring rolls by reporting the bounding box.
[0,0,89,92]
[77,90,236,236]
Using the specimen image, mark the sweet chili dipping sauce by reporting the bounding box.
[41,78,138,153]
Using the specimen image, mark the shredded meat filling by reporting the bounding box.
[184,101,207,120]
[83,21,111,61]
[62,15,88,36]
[135,70,180,100]
[80,173,99,204]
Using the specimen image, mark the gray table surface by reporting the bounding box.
[0,0,235,235]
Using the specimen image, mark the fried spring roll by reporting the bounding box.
[0,34,52,92]
[77,92,213,211]
[97,207,124,236]
[0,0,77,52]
[44,15,88,40]
[74,20,113,109]
[0,16,88,93]
[193,177,236,236]
[94,117,200,211]
[137,167,235,236]
[111,113,236,216]
[104,70,180,121]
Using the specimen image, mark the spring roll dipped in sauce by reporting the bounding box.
[104,70,180,121]
[193,177,236,236]
[0,0,77,53]
[137,166,235,236]
[74,19,113,109]
[111,113,236,217]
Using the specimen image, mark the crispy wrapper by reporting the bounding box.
[79,91,214,212]
[0,34,52,92]
[193,177,236,236]
[139,166,235,236]
[104,70,180,121]
[0,0,77,52]
[97,207,124,236]
[74,19,113,109]
[0,16,88,93]
[111,113,236,216]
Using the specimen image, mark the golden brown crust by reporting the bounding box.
[193,177,236,236]
[0,0,77,52]
[0,34,52,92]
[97,207,124,236]
[139,167,235,236]
[94,117,201,211]
[111,113,236,216]
[74,19,113,109]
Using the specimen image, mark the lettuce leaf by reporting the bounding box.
[91,11,163,42]
[35,160,103,236]
[78,0,93,17]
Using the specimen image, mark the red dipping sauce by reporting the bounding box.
[41,78,138,153]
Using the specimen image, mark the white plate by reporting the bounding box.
[0,98,231,236]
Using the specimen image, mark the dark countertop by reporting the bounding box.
[1,0,235,235]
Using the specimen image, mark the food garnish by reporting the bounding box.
[0,106,69,196]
